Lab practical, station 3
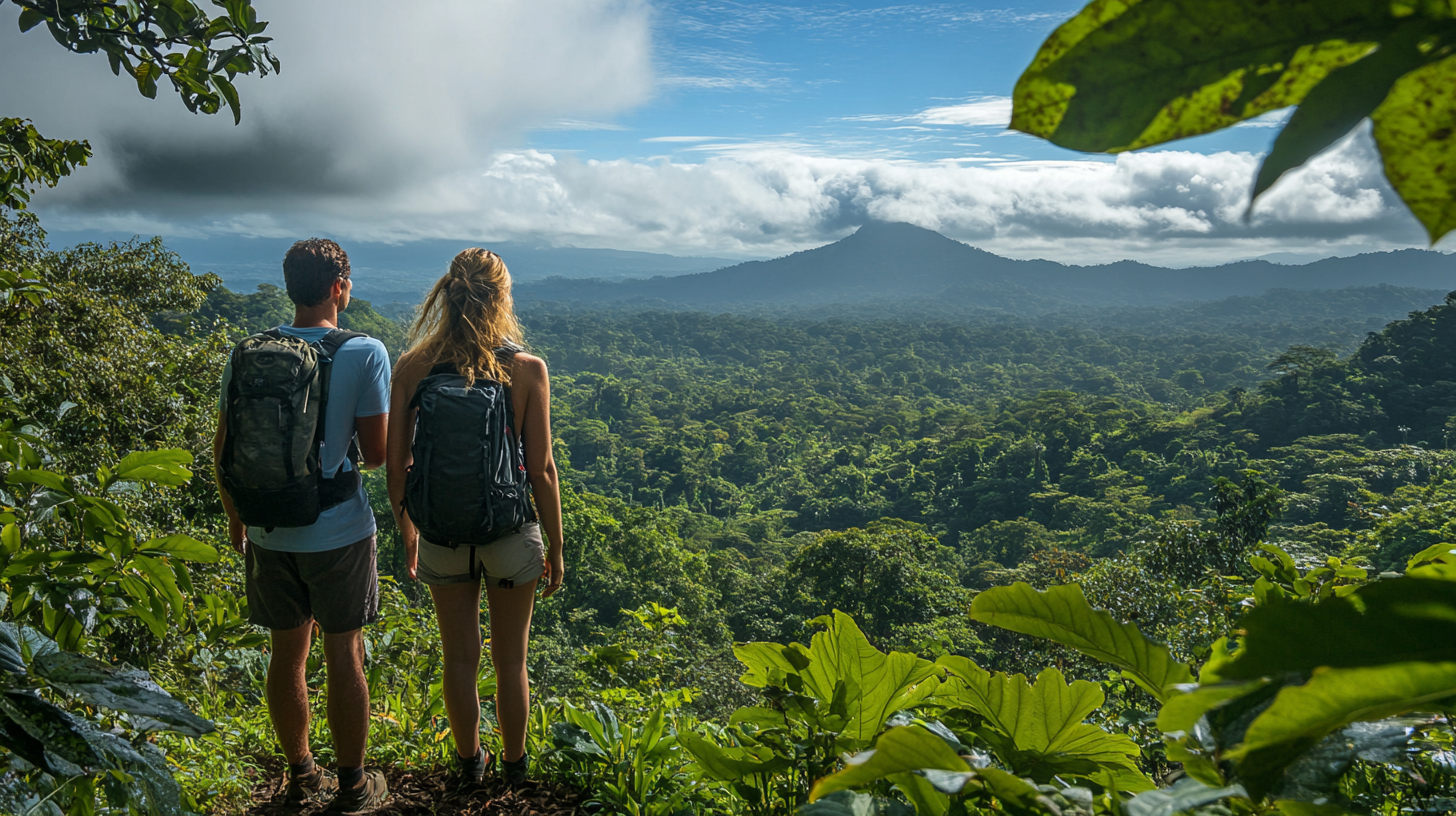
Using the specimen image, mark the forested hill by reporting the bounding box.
[517,221,1456,313]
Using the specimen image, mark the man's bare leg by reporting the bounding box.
[322,628,370,769]
[267,621,315,764]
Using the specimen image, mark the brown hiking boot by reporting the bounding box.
[325,770,387,814]
[284,766,338,804]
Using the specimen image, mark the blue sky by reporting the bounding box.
[0,0,1443,266]
[534,2,1270,165]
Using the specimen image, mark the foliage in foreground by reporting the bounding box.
[1012,0,1456,243]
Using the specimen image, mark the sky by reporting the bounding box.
[2,0,1449,266]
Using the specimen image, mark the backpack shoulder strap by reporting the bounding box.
[319,329,368,359]
[314,329,370,470]
[409,365,457,409]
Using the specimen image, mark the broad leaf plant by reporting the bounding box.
[1011,0,1456,243]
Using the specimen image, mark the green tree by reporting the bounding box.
[785,520,966,643]
[2,0,281,208]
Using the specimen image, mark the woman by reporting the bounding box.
[386,248,565,786]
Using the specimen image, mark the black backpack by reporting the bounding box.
[403,353,535,548]
[219,328,366,529]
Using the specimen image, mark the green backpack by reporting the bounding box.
[219,328,365,529]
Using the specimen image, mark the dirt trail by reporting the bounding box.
[241,763,588,816]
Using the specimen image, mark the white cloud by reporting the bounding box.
[842,96,1013,130]
[424,128,1429,264]
[643,136,724,143]
[916,97,1014,127]
[32,122,1433,265]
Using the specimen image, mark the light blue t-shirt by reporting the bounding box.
[219,326,391,553]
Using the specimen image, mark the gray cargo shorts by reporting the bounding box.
[418,522,545,589]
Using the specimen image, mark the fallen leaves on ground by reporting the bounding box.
[241,760,587,816]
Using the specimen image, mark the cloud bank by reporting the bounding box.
[346,127,1426,265]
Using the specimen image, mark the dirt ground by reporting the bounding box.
[240,760,588,816]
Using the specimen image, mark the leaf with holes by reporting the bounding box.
[31,651,214,737]
[1373,54,1456,243]
[1011,0,1394,152]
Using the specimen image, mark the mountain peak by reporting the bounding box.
[848,221,956,242]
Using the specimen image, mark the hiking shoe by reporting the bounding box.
[447,746,493,789]
[284,766,338,804]
[501,751,529,786]
[324,770,388,814]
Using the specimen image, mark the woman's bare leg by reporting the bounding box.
[485,578,537,762]
[429,581,484,758]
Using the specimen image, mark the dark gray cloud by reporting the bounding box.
[0,0,654,218]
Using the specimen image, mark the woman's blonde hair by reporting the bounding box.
[408,248,525,386]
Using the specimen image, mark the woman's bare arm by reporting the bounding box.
[387,350,432,578]
[515,353,565,597]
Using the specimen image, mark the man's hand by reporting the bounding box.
[541,546,565,598]
[228,516,247,555]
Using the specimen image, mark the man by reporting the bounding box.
[214,239,390,814]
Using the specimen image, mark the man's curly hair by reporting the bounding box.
[283,238,350,307]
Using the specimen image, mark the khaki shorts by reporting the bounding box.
[418,523,545,589]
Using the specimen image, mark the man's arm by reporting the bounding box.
[351,337,392,471]
[213,410,247,554]
[355,414,387,470]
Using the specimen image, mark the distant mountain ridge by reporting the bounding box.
[47,229,739,306]
[517,222,1456,313]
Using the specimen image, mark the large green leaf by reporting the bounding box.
[1372,53,1456,243]
[679,733,793,781]
[736,640,810,689]
[1229,661,1456,760]
[32,651,215,737]
[6,469,68,491]
[1155,678,1270,735]
[1405,541,1456,577]
[138,533,218,563]
[1123,778,1249,816]
[735,611,941,747]
[1212,577,1456,680]
[810,726,1057,815]
[917,766,1054,815]
[934,658,1152,790]
[0,689,104,773]
[0,622,56,674]
[112,449,193,487]
[809,725,970,801]
[1251,23,1433,205]
[798,790,914,816]
[1266,720,1410,804]
[88,731,186,816]
[969,582,1193,700]
[552,721,607,757]
[1011,0,1394,152]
